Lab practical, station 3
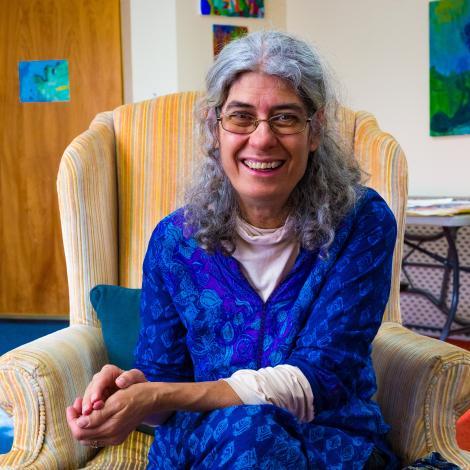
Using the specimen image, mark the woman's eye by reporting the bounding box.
[230,112,252,121]
[228,112,255,127]
[272,114,300,124]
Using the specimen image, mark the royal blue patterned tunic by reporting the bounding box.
[134,187,399,469]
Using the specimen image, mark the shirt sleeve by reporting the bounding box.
[133,224,194,383]
[223,364,314,422]
[285,194,397,414]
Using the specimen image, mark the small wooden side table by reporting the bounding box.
[402,213,470,340]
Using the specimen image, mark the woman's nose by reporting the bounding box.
[249,120,278,148]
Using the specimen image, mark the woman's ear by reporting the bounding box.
[309,134,320,153]
[214,127,220,149]
[210,107,220,148]
[309,108,325,152]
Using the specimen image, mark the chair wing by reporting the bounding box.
[57,111,118,326]
[354,111,408,323]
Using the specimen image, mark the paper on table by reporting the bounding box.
[407,198,454,208]
[407,198,470,216]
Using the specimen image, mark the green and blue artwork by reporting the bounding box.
[429,0,470,136]
[19,59,70,103]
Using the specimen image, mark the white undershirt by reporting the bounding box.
[232,216,299,302]
[222,217,315,423]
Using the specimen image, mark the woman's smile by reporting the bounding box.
[241,158,285,172]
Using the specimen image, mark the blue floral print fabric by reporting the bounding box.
[134,187,399,469]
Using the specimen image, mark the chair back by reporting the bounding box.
[113,92,200,288]
[59,93,407,326]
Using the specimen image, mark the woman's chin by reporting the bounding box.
[238,190,290,209]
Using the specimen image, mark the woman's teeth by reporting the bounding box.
[244,160,283,170]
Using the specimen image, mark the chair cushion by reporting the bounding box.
[90,285,141,371]
[79,430,152,469]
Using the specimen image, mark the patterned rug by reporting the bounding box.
[0,408,13,454]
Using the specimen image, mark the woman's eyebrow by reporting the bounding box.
[224,101,306,113]
[270,103,306,113]
[224,101,254,111]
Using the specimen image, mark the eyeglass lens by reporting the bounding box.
[219,113,310,135]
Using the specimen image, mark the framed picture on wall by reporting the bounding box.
[213,24,248,56]
[200,0,264,18]
[18,59,70,103]
[429,0,470,136]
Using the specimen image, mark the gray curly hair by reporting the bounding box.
[184,30,362,255]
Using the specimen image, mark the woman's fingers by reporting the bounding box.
[115,368,147,388]
[72,397,83,414]
[66,404,95,441]
[79,365,147,416]
[68,382,151,448]
[92,399,105,410]
[66,404,80,421]
[81,364,124,415]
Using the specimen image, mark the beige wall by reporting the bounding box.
[286,0,470,197]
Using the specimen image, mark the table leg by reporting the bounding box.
[439,227,459,340]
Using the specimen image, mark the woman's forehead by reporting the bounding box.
[224,72,304,109]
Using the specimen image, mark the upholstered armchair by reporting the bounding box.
[0,92,468,469]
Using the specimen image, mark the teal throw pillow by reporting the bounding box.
[90,284,141,371]
[90,285,155,436]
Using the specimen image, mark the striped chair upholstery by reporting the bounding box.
[0,92,468,469]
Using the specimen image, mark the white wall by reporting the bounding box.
[121,0,178,102]
[286,0,470,197]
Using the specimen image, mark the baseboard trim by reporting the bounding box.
[0,314,69,321]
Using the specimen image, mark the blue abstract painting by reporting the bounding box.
[19,59,70,103]
[429,0,470,136]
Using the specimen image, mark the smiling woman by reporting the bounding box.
[185,32,362,256]
[66,31,399,469]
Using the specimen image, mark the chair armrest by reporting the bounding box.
[0,325,107,469]
[58,111,119,327]
[372,322,470,467]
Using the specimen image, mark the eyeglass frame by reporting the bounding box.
[215,108,315,136]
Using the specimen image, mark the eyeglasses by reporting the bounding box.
[216,110,313,136]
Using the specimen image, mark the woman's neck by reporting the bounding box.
[239,202,289,229]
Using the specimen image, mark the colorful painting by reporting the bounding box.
[19,60,70,103]
[213,24,248,56]
[429,0,470,136]
[201,0,264,18]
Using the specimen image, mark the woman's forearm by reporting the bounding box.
[146,379,243,415]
